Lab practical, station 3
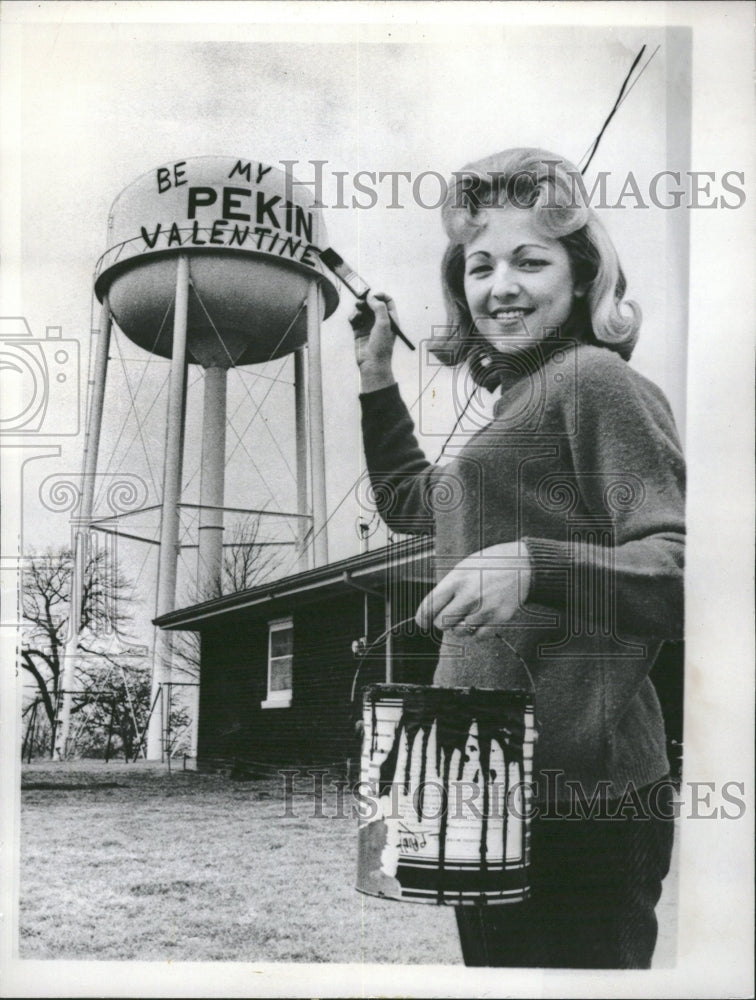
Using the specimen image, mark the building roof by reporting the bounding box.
[153,535,434,630]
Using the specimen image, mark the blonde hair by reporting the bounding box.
[434,148,641,365]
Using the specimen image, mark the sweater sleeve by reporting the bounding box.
[523,350,685,640]
[359,382,436,536]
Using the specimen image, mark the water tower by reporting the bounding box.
[58,157,339,760]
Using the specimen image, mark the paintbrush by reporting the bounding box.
[317,247,416,351]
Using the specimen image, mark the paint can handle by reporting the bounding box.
[350,617,538,698]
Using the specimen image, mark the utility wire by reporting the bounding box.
[433,385,480,463]
[308,43,663,570]
[279,362,447,577]
[610,45,660,124]
[578,44,648,175]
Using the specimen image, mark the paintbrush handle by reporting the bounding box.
[356,290,415,351]
[320,247,415,351]
[388,315,416,352]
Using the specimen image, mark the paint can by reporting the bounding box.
[356,683,536,905]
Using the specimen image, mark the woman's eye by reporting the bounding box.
[518,258,549,270]
[466,264,491,277]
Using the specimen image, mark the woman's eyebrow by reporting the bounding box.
[465,243,551,260]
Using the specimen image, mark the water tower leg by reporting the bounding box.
[198,365,227,597]
[293,346,310,571]
[148,254,190,761]
[56,296,112,759]
[306,281,328,567]
[81,296,114,526]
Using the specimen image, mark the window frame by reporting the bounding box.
[261,616,293,709]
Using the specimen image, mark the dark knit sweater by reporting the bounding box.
[360,342,685,800]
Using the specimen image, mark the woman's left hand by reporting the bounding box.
[415,542,532,639]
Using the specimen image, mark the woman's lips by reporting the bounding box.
[478,308,536,336]
[489,307,534,321]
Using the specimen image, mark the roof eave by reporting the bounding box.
[153,535,433,630]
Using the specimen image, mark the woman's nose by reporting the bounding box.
[490,262,521,300]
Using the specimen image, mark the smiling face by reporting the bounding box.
[463,206,582,352]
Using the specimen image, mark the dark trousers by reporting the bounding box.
[455,780,676,969]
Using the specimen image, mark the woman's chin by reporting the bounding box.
[478,332,541,356]
[476,318,541,349]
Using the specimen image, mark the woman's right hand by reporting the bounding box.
[350,291,399,393]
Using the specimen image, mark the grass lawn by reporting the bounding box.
[19,760,678,966]
[19,760,462,964]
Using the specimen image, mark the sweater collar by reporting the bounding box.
[467,306,592,394]
[469,336,576,394]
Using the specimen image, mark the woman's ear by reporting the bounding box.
[574,284,587,299]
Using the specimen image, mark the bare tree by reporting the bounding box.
[21,518,283,760]
[199,514,286,601]
[67,663,152,762]
[172,515,285,678]
[21,545,135,758]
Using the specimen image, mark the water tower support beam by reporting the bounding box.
[192,364,227,761]
[82,295,114,524]
[198,365,227,596]
[148,254,190,760]
[306,281,328,567]
[293,345,310,571]
[56,296,113,759]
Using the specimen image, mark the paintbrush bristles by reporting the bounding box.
[317,246,415,350]
[319,248,368,296]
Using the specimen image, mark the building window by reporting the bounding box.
[261,617,293,708]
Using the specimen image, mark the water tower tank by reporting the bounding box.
[94,156,339,366]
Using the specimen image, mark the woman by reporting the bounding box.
[351,148,685,969]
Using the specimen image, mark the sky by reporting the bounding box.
[0,3,754,997]
[4,13,686,618]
